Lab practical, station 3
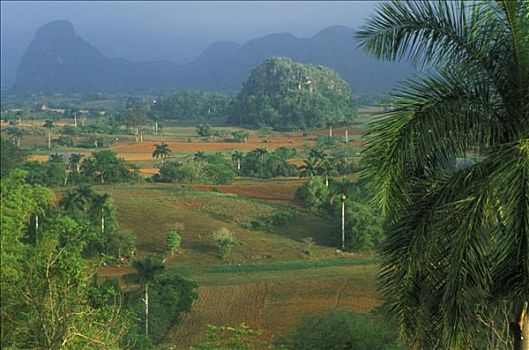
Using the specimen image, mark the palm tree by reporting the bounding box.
[317,159,337,187]
[90,193,111,233]
[253,147,270,163]
[193,151,207,164]
[69,153,84,173]
[308,147,328,164]
[298,158,318,178]
[231,151,244,173]
[357,1,528,349]
[152,142,171,164]
[60,184,96,213]
[42,120,54,149]
[6,127,23,148]
[128,257,165,338]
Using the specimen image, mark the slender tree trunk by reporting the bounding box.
[74,113,77,127]
[341,200,345,250]
[237,159,241,173]
[48,132,51,149]
[18,116,21,125]
[17,137,20,148]
[325,175,329,187]
[101,214,105,233]
[329,126,333,138]
[140,133,143,142]
[101,174,104,184]
[155,120,158,134]
[145,283,149,337]
[345,129,349,143]
[513,301,529,350]
[64,169,69,186]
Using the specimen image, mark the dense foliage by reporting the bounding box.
[278,308,404,350]
[239,147,299,179]
[0,170,133,348]
[153,152,236,184]
[357,0,529,348]
[125,270,198,343]
[1,137,27,177]
[21,150,140,186]
[228,57,357,130]
[295,178,384,251]
[149,91,232,120]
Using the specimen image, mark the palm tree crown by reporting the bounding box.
[357,1,528,348]
[152,142,171,164]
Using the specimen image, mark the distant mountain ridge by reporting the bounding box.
[11,20,413,94]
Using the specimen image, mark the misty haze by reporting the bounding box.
[1,1,527,350]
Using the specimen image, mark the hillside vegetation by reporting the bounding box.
[228,57,357,130]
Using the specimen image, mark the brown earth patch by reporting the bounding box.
[169,277,377,348]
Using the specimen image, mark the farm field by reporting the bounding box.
[168,261,378,348]
[3,108,382,347]
[94,180,378,347]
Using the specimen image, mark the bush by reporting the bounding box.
[212,228,240,260]
[270,210,296,226]
[278,308,405,350]
[166,230,182,255]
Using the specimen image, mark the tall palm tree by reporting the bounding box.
[152,142,171,164]
[6,127,23,148]
[317,159,337,187]
[69,153,84,173]
[128,257,165,338]
[231,151,244,173]
[90,193,112,233]
[42,120,54,150]
[298,158,319,178]
[308,147,328,164]
[253,147,270,163]
[60,184,96,213]
[357,1,528,349]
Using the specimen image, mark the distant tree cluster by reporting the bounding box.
[20,150,140,187]
[153,152,236,185]
[228,57,357,130]
[295,178,385,251]
[239,147,299,179]
[150,90,232,120]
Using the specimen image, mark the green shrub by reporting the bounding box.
[166,230,182,255]
[212,228,240,260]
[278,308,406,350]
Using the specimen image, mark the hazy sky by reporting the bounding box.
[1,1,379,87]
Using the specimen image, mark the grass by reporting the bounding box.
[167,256,378,276]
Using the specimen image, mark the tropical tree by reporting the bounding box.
[90,193,112,233]
[317,159,337,187]
[152,142,171,164]
[357,1,529,348]
[69,153,84,173]
[298,158,319,178]
[193,151,207,165]
[231,151,244,173]
[128,257,165,338]
[42,119,54,149]
[165,230,182,255]
[60,184,97,213]
[6,127,24,148]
